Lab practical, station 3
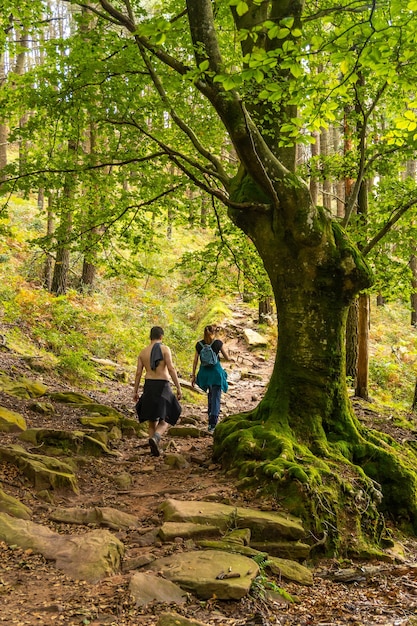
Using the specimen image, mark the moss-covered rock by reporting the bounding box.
[0,406,27,432]
[48,391,94,404]
[0,444,78,493]
[0,489,32,520]
[19,428,118,457]
[0,374,48,399]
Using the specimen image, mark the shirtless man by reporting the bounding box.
[133,326,182,456]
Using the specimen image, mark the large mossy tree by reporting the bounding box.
[19,0,417,549]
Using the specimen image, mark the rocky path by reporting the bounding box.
[0,305,417,625]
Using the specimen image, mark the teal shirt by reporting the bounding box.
[196,359,228,392]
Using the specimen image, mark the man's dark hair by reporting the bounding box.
[150,326,164,340]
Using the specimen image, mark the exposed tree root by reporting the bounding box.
[213,410,417,555]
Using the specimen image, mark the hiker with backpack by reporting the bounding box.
[191,325,229,434]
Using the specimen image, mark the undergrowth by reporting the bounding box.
[0,195,236,387]
[0,194,416,413]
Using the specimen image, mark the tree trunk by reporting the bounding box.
[355,293,370,400]
[332,125,345,218]
[320,127,332,210]
[0,52,8,180]
[309,131,320,206]
[346,298,359,383]
[43,195,54,291]
[216,180,417,541]
[412,379,417,412]
[200,194,208,228]
[410,255,417,326]
[51,141,75,295]
[258,296,273,323]
[80,259,96,291]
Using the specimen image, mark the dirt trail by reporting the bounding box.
[0,305,416,625]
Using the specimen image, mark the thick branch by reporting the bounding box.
[0,153,166,186]
[186,0,223,72]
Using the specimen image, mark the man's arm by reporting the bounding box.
[163,346,182,400]
[133,355,144,401]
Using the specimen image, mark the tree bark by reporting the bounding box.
[320,127,332,211]
[0,52,8,180]
[80,258,96,290]
[346,298,359,383]
[410,255,417,326]
[43,194,54,291]
[51,141,76,295]
[309,131,320,207]
[412,379,417,412]
[258,296,273,323]
[355,293,370,400]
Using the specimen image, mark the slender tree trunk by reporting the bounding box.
[51,210,72,295]
[167,206,173,239]
[258,296,273,323]
[51,140,76,295]
[410,255,417,326]
[43,195,54,291]
[405,160,417,325]
[412,379,417,412]
[320,127,332,210]
[13,29,29,175]
[80,258,96,290]
[346,298,359,383]
[355,293,370,400]
[309,131,320,206]
[78,114,101,293]
[201,194,208,228]
[0,52,8,180]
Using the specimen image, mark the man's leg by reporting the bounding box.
[149,419,169,456]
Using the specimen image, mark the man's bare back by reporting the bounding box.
[134,339,181,401]
[139,343,171,380]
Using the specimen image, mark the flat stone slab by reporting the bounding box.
[243,329,268,347]
[159,522,222,542]
[146,549,259,600]
[49,506,140,529]
[0,512,124,582]
[160,498,305,541]
[158,613,210,626]
[129,572,188,606]
[266,555,313,586]
[250,539,310,559]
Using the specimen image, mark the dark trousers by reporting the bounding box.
[208,385,222,427]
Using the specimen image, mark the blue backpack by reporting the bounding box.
[199,341,218,367]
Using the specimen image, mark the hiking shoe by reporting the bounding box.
[149,436,161,456]
[208,425,215,434]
